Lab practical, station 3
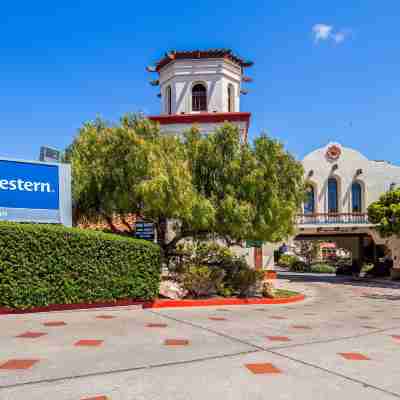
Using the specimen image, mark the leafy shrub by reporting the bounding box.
[0,222,161,309]
[362,263,374,273]
[172,242,265,298]
[231,268,265,298]
[216,283,234,298]
[310,263,336,274]
[181,265,225,298]
[279,254,299,268]
[171,242,242,273]
[289,260,310,272]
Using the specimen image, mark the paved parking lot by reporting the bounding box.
[1,276,400,399]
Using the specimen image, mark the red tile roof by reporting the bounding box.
[153,49,253,72]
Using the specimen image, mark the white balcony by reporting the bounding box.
[296,213,372,227]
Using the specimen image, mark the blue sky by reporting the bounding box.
[1,1,399,163]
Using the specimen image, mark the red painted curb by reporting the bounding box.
[0,294,305,315]
[0,299,148,315]
[143,294,305,309]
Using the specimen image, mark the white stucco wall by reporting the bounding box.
[302,142,400,214]
[158,120,248,137]
[158,58,242,114]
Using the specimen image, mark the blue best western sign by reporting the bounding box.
[0,158,72,226]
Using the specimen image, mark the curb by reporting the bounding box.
[0,294,305,315]
[144,294,305,309]
[0,299,148,315]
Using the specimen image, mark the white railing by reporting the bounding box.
[296,213,370,225]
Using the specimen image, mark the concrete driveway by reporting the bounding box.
[1,276,400,399]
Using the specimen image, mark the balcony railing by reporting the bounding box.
[296,213,370,225]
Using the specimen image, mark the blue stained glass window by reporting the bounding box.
[328,178,338,213]
[304,185,315,214]
[352,182,362,212]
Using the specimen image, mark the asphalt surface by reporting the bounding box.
[1,275,400,399]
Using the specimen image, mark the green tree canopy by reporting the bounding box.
[368,189,400,237]
[67,114,304,260]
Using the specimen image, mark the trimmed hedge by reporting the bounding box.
[0,222,161,309]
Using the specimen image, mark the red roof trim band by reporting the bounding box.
[149,112,251,125]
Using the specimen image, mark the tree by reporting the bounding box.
[295,240,322,264]
[368,189,400,276]
[67,114,304,263]
[368,189,400,237]
[184,124,304,245]
[67,114,213,256]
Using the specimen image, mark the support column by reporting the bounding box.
[359,235,365,265]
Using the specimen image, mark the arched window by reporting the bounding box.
[328,177,338,213]
[352,182,362,212]
[227,84,234,112]
[166,86,172,115]
[192,83,207,112]
[304,185,315,214]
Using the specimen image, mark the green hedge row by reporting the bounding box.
[0,222,161,309]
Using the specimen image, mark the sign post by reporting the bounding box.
[0,158,72,226]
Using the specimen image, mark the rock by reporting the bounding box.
[159,280,187,299]
[262,281,275,298]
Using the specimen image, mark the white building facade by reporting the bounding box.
[299,142,400,224]
[262,143,400,271]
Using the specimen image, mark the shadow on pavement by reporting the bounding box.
[277,271,400,291]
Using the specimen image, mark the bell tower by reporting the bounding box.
[147,49,253,141]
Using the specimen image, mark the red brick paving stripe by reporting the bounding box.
[291,325,312,330]
[339,352,370,361]
[74,340,104,347]
[266,336,291,342]
[164,339,189,346]
[0,359,40,370]
[245,363,282,374]
[16,331,47,339]
[43,321,67,327]
[391,335,400,340]
[81,396,109,400]
[146,323,168,328]
[208,317,227,321]
[95,315,116,319]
